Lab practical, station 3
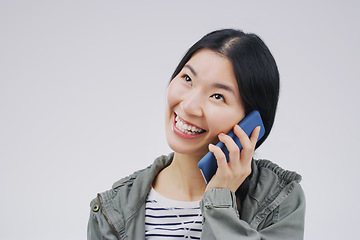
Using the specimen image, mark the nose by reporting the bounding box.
[179,90,204,117]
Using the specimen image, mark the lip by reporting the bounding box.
[172,113,206,139]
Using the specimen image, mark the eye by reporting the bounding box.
[211,93,225,102]
[183,75,192,84]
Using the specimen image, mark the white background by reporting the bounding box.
[1,1,359,239]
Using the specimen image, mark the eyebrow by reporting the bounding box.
[184,64,197,77]
[184,64,236,95]
[211,83,235,95]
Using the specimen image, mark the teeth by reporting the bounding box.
[175,115,204,135]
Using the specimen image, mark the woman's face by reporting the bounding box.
[165,49,245,159]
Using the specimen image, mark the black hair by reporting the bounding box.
[171,29,280,149]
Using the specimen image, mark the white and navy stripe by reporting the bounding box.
[145,188,202,239]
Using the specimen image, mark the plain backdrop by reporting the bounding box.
[1,1,359,239]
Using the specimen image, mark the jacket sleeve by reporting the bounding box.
[200,184,305,240]
[87,197,119,240]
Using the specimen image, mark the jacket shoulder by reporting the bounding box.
[98,154,172,205]
[255,159,302,184]
[244,159,305,230]
[248,159,303,207]
[111,165,151,190]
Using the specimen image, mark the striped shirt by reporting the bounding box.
[145,188,202,239]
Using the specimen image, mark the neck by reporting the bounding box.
[153,152,206,201]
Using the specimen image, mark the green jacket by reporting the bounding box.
[87,153,305,239]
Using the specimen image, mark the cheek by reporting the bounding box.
[166,88,175,108]
[166,81,182,109]
[209,109,244,134]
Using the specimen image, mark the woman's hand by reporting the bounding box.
[205,125,261,193]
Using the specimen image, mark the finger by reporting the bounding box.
[234,125,256,168]
[218,133,241,170]
[208,143,228,171]
[249,126,261,148]
[239,126,260,175]
[234,124,253,154]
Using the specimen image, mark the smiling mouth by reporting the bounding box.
[174,114,206,136]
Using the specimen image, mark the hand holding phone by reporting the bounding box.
[197,110,265,184]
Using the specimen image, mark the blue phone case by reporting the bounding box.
[197,110,265,184]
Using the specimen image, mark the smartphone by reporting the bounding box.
[197,110,265,184]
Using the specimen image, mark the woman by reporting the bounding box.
[87,29,305,239]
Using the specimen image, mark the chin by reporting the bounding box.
[166,136,208,158]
